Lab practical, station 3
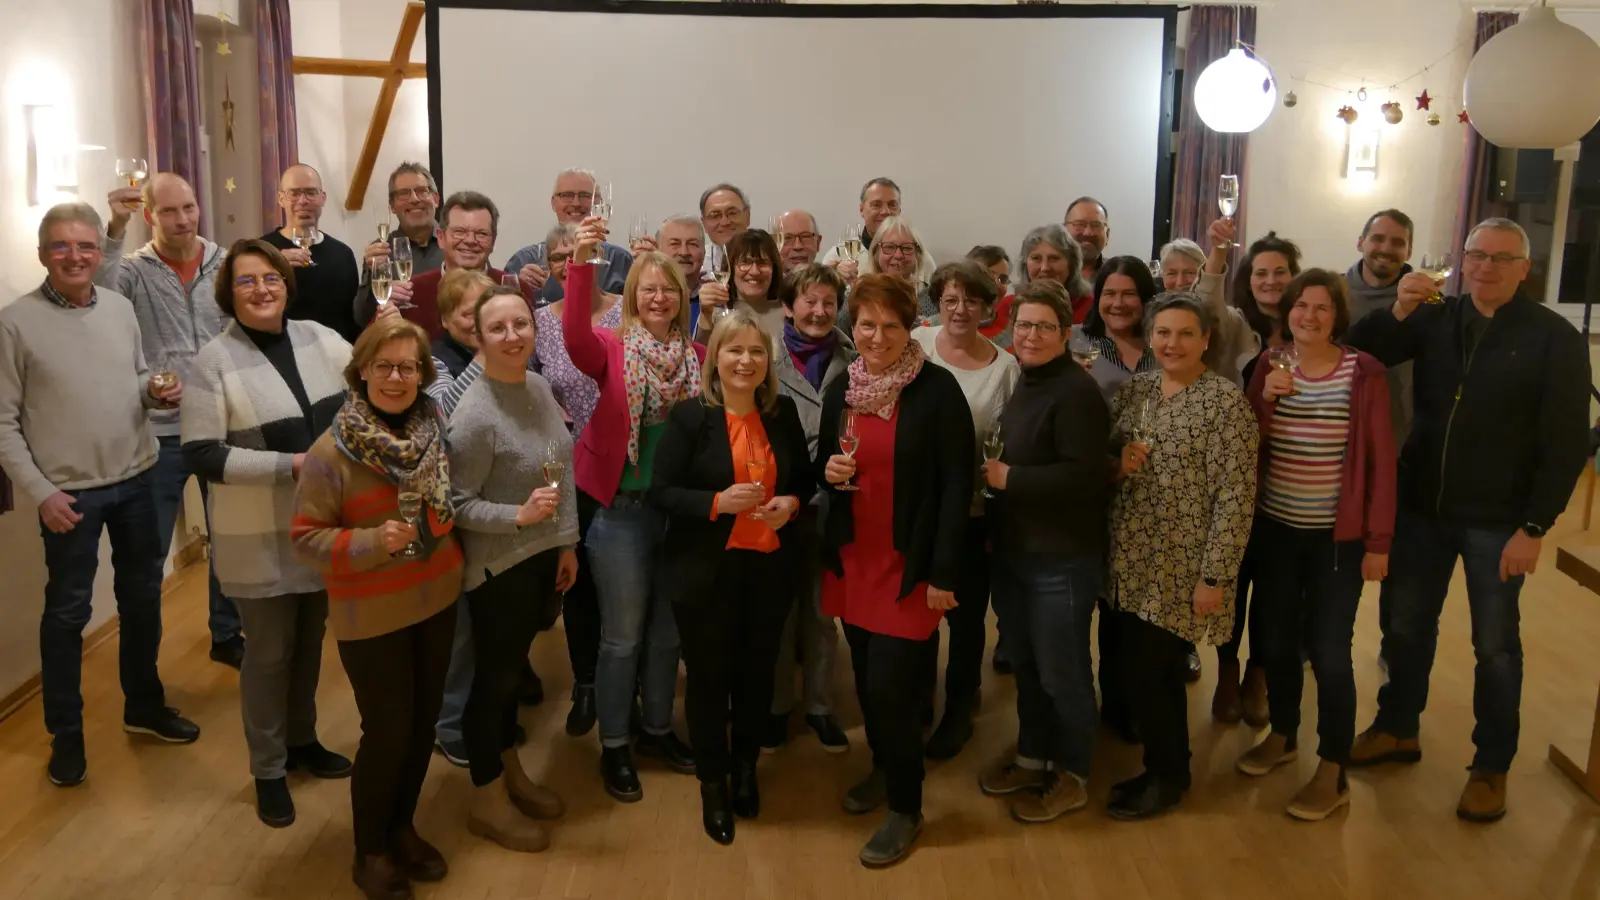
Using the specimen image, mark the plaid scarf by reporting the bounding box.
[845,340,925,420]
[333,390,453,539]
[621,324,701,464]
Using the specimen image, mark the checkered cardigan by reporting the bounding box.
[180,320,351,599]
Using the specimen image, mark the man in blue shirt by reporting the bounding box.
[505,168,631,306]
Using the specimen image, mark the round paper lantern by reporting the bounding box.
[1193,48,1278,133]
[1463,2,1600,148]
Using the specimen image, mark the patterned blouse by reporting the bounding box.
[1107,370,1259,645]
[531,301,622,436]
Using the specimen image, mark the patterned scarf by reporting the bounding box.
[782,320,837,391]
[333,390,454,532]
[621,324,702,464]
[845,340,925,420]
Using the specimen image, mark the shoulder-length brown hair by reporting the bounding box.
[344,317,436,393]
[216,238,295,319]
[1278,268,1351,343]
[726,228,782,303]
[700,309,780,414]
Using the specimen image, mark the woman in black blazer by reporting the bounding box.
[649,308,814,847]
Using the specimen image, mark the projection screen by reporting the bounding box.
[429,2,1175,266]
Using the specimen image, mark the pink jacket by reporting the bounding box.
[562,262,706,507]
[1245,346,1397,554]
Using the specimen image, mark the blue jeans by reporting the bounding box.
[434,599,475,744]
[39,470,167,735]
[1373,509,1524,772]
[152,435,240,643]
[586,493,678,748]
[992,550,1101,779]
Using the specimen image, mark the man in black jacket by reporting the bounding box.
[1344,217,1590,823]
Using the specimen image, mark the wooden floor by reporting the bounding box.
[2,522,1600,900]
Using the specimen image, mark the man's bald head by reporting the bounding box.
[278,164,327,227]
[141,172,194,208]
[141,173,200,252]
[279,163,323,190]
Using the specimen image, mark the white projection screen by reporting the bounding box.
[429,2,1175,266]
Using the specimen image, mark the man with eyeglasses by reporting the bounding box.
[700,183,752,249]
[1345,217,1589,824]
[355,162,446,326]
[1,202,201,787]
[1063,197,1110,284]
[388,191,511,341]
[504,168,632,306]
[775,209,823,272]
[822,177,903,284]
[259,164,361,341]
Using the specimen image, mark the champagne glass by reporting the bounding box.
[369,259,394,308]
[629,213,650,250]
[542,440,565,508]
[841,223,864,261]
[1069,331,1101,367]
[590,182,613,265]
[149,351,179,406]
[396,481,424,560]
[981,425,1005,499]
[1267,345,1300,396]
[1217,175,1240,248]
[290,225,318,267]
[836,408,861,492]
[745,456,768,521]
[1127,395,1158,472]
[115,158,147,211]
[390,235,413,283]
[1147,258,1163,279]
[376,213,391,245]
[1418,252,1453,304]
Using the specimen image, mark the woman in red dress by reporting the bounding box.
[815,274,975,868]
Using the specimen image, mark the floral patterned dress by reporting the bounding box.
[1107,370,1258,645]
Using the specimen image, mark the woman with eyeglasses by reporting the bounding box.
[910,261,1019,760]
[292,317,463,899]
[858,216,938,322]
[1016,225,1093,324]
[712,228,785,340]
[182,240,353,830]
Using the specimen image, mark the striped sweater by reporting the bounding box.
[1259,351,1358,528]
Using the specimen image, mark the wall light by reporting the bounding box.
[1193,48,1278,134]
[1344,123,1380,186]
[24,104,79,207]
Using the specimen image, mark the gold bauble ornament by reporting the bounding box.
[1336,105,1359,125]
[1284,91,1298,108]
[1381,101,1404,125]
[1427,112,1442,126]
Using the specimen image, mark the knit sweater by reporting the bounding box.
[447,372,579,591]
[0,286,162,507]
[181,320,351,599]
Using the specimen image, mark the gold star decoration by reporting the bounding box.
[216,39,231,57]
[224,177,237,194]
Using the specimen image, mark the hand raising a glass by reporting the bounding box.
[717,483,766,515]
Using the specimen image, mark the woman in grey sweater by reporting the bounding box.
[446,286,579,854]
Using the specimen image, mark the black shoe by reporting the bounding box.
[1183,646,1203,684]
[287,741,353,779]
[47,732,86,787]
[123,707,200,744]
[601,745,643,803]
[806,713,850,753]
[1107,772,1183,821]
[210,635,245,670]
[434,738,469,768]
[351,852,410,900]
[255,776,296,827]
[843,767,888,815]
[392,825,448,882]
[635,730,696,774]
[992,652,1014,676]
[517,663,544,706]
[566,685,596,737]
[859,811,923,868]
[731,759,760,819]
[925,700,975,761]
[700,780,735,845]
[1108,771,1150,807]
[760,713,789,754]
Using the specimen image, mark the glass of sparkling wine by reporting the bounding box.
[115,158,147,211]
[590,183,613,265]
[1128,396,1158,473]
[629,213,650,250]
[542,440,565,508]
[981,425,1004,499]
[390,235,413,283]
[836,409,861,492]
[290,226,318,267]
[149,352,178,404]
[376,215,391,244]
[1268,345,1300,397]
[1217,175,1240,248]
[396,483,424,560]
[841,223,864,261]
[745,457,767,520]
[1070,331,1101,368]
[1419,252,1453,304]
[369,259,393,307]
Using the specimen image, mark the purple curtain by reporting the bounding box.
[139,0,206,233]
[1172,5,1256,264]
[256,0,299,232]
[1449,11,1520,294]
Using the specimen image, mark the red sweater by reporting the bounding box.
[397,266,510,340]
[1245,346,1397,553]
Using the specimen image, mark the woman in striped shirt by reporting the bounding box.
[1239,269,1397,822]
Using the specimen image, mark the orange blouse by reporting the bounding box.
[712,410,780,553]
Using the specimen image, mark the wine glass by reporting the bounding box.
[1147,258,1163,279]
[389,236,413,282]
[836,408,861,492]
[981,425,1005,499]
[1267,345,1300,396]
[1217,175,1240,248]
[369,259,396,309]
[841,223,864,261]
[1419,252,1453,304]
[1127,395,1158,474]
[1069,331,1101,368]
[115,158,147,211]
[396,480,424,560]
[376,213,391,245]
[148,351,179,407]
[745,456,768,521]
[590,182,613,265]
[542,440,565,508]
[289,226,318,267]
[629,213,650,250]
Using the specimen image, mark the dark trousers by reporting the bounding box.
[39,470,167,735]
[675,549,794,781]
[993,551,1101,779]
[563,492,603,689]
[1250,515,1363,764]
[465,550,561,787]
[844,623,929,815]
[1120,612,1192,788]
[923,516,991,711]
[337,602,456,856]
[152,435,240,643]
[1095,597,1129,730]
[1217,541,1259,664]
[1373,509,1524,772]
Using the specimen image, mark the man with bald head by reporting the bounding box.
[775,209,823,272]
[100,172,241,669]
[257,164,361,340]
[504,167,632,306]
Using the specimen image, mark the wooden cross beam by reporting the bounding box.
[291,1,425,211]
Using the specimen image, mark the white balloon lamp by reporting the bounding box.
[1463,0,1600,149]
[1193,48,1278,134]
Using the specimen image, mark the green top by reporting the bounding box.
[618,420,668,492]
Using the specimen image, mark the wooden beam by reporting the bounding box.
[291,57,425,79]
[345,1,426,211]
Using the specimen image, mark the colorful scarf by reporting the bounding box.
[333,390,454,532]
[845,340,925,420]
[782,320,837,391]
[621,324,701,464]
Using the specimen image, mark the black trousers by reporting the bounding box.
[1095,597,1129,729]
[674,549,794,782]
[1120,612,1192,788]
[563,492,603,689]
[844,623,930,815]
[337,601,457,856]
[923,516,991,711]
[1217,534,1260,664]
[465,550,562,787]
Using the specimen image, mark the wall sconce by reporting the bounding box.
[25,104,80,207]
[1344,123,1380,183]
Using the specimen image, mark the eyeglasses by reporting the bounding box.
[940,296,985,310]
[1066,220,1108,233]
[638,286,682,301]
[778,232,820,245]
[735,259,772,271]
[703,208,746,223]
[370,360,421,381]
[445,227,493,244]
[553,191,594,204]
[45,241,102,258]
[1462,250,1527,266]
[390,187,433,201]
[281,188,323,200]
[233,273,285,290]
[879,243,918,257]
[993,273,1012,285]
[548,252,571,265]
[1013,321,1062,336]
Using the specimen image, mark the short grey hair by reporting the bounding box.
[1018,224,1091,298]
[1145,291,1214,337]
[551,167,597,192]
[38,202,103,247]
[1159,238,1207,269]
[1466,217,1531,257]
[657,213,704,242]
[544,222,577,249]
[386,161,437,197]
[699,183,748,214]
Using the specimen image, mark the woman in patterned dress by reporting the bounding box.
[1106,292,1259,820]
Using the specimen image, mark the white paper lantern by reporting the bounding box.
[1193,48,1278,134]
[1463,2,1600,148]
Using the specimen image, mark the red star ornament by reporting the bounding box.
[1459,109,1471,124]
[1416,90,1432,111]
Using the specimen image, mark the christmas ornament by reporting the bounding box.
[1427,112,1442,126]
[1357,87,1368,102]
[216,39,231,57]
[224,177,237,194]
[222,78,236,152]
[1381,102,1404,125]
[1459,109,1471,124]
[1283,91,1298,108]
[1416,90,1433,111]
[1337,105,1359,125]
[1193,48,1279,133]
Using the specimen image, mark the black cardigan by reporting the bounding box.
[648,394,815,609]
[815,362,975,597]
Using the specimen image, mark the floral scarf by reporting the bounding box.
[621,324,701,464]
[333,390,454,534]
[845,340,925,420]
[782,320,838,391]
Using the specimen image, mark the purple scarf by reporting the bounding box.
[782,320,838,391]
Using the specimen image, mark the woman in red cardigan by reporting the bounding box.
[1238,268,1397,822]
[562,217,706,804]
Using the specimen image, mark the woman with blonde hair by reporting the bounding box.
[857,216,938,321]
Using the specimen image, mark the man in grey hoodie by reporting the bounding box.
[99,173,242,668]
[1345,208,1416,447]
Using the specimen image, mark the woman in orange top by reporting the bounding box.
[648,309,813,847]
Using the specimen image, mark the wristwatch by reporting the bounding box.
[1521,523,1547,539]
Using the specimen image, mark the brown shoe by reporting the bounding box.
[978,753,1047,796]
[1010,771,1088,823]
[468,782,550,853]
[352,852,412,900]
[1240,663,1269,729]
[1347,727,1422,768]
[1286,761,1350,821]
[1457,770,1507,823]
[501,749,566,819]
[1236,733,1298,776]
[390,825,447,882]
[1212,658,1243,723]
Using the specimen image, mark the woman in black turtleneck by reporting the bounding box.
[431,269,495,379]
[180,239,354,829]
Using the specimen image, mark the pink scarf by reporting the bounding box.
[845,341,925,420]
[621,324,701,464]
